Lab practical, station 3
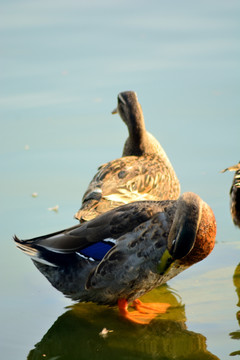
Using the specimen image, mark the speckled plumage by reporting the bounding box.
[222,162,240,228]
[14,192,216,306]
[76,154,180,221]
[75,91,180,221]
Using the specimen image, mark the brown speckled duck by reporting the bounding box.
[221,162,240,228]
[14,192,216,324]
[75,91,180,222]
[112,91,167,157]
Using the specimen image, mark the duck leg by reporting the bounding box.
[118,299,170,325]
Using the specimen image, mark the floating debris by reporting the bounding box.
[24,145,30,151]
[48,205,59,212]
[31,192,38,198]
[99,328,113,338]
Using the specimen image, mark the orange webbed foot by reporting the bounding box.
[118,298,170,325]
[132,299,170,314]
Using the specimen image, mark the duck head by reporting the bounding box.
[112,91,145,132]
[167,192,216,267]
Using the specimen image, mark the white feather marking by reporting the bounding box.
[103,194,129,204]
[16,244,57,267]
[92,188,102,194]
[118,93,126,104]
[16,243,37,257]
[76,252,95,262]
[104,190,156,203]
[104,238,117,245]
[31,256,58,267]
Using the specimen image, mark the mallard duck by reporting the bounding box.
[14,192,216,324]
[75,91,180,221]
[112,91,167,157]
[221,162,240,227]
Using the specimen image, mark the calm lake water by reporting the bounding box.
[1,0,240,359]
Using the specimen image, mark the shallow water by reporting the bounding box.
[1,1,240,359]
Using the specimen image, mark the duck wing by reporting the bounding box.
[14,200,169,266]
[75,154,179,221]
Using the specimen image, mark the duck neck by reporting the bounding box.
[127,114,148,156]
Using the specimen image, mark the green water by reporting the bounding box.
[1,0,240,359]
[26,286,218,360]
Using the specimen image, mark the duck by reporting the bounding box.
[112,91,167,157]
[221,162,240,228]
[14,192,216,324]
[75,91,180,222]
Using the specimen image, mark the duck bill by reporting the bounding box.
[157,249,173,274]
[170,227,196,259]
[111,107,118,114]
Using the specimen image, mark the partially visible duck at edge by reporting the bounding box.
[75,91,180,222]
[221,162,240,228]
[14,192,216,324]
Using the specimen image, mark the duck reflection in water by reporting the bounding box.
[27,285,219,360]
[229,264,240,356]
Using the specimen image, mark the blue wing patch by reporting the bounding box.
[80,241,113,261]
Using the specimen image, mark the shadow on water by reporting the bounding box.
[230,264,240,357]
[28,285,219,360]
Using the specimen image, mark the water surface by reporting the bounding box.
[1,1,240,359]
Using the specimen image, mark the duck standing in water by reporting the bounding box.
[221,162,240,228]
[14,192,216,324]
[75,91,180,222]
